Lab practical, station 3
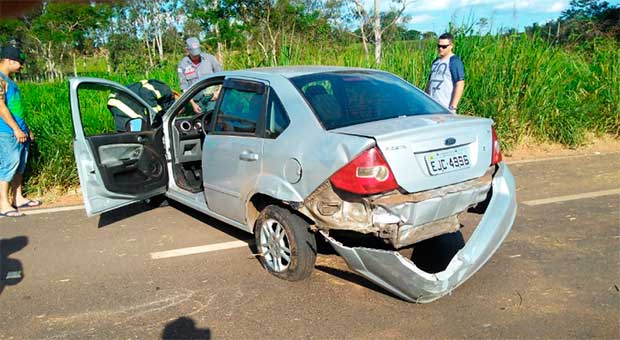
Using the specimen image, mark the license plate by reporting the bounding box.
[424,146,471,175]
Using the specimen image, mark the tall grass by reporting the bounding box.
[19,34,620,194]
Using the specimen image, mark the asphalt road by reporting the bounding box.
[1,153,619,340]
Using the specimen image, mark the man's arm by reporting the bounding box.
[450,80,464,110]
[210,55,223,73]
[449,56,466,111]
[177,65,189,92]
[0,80,27,143]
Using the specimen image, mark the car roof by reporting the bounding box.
[224,66,383,79]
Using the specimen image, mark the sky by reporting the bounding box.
[377,0,620,34]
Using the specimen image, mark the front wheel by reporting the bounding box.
[254,205,317,281]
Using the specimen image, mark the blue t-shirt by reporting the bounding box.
[428,55,465,108]
[0,72,28,134]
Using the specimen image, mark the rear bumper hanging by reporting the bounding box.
[321,162,517,303]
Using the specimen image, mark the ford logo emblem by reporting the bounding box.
[445,137,456,146]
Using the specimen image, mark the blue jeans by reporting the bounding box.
[0,133,29,182]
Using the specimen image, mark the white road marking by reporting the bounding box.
[522,188,620,206]
[506,151,619,165]
[24,205,85,215]
[150,240,251,259]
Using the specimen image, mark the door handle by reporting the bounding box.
[239,150,259,162]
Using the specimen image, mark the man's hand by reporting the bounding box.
[14,128,27,143]
[29,130,35,142]
[191,100,202,113]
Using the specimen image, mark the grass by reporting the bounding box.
[18,34,620,195]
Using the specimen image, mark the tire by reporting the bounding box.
[254,205,317,281]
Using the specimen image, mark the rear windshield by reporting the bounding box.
[290,71,448,130]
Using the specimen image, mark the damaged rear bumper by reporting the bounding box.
[321,163,517,303]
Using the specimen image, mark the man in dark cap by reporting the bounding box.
[0,46,41,217]
[177,37,222,113]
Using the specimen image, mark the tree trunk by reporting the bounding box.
[212,0,224,64]
[155,31,164,61]
[145,37,154,67]
[72,52,78,77]
[373,0,382,65]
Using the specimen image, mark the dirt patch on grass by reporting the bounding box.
[31,187,84,209]
[504,135,620,162]
[35,135,620,206]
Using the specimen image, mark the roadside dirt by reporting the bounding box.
[30,136,620,208]
[503,135,620,161]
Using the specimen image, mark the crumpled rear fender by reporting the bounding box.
[321,162,517,303]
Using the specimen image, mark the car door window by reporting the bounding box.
[78,83,150,135]
[177,84,222,118]
[214,88,264,135]
[265,92,290,139]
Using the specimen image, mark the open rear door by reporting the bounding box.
[69,77,168,216]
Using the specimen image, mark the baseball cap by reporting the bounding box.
[0,46,26,64]
[185,37,202,57]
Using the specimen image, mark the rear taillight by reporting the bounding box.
[491,127,503,165]
[330,147,399,195]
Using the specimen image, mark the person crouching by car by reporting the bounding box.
[107,79,177,132]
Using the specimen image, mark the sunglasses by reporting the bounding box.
[437,44,451,49]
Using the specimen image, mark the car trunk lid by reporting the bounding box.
[331,114,494,193]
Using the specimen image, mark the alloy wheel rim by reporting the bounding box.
[259,218,291,272]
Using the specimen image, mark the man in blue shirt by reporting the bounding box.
[0,46,41,217]
[425,33,465,113]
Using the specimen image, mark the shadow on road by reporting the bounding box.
[98,201,159,228]
[168,200,253,243]
[162,317,211,340]
[0,236,28,295]
[315,265,400,299]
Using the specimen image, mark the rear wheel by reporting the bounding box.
[254,205,317,281]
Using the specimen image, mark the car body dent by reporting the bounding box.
[301,165,494,248]
[321,162,517,303]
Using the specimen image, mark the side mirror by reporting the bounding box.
[126,118,145,132]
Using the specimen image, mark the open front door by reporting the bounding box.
[69,77,168,216]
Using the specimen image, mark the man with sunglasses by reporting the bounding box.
[425,33,465,113]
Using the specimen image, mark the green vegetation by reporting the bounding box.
[19,34,619,195]
[2,0,618,194]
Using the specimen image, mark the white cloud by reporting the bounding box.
[415,0,452,11]
[492,0,568,13]
[494,1,533,10]
[411,14,434,23]
[547,1,568,13]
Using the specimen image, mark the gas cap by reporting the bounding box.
[284,158,302,184]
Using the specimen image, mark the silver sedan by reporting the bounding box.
[69,66,516,302]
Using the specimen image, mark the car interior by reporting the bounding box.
[169,82,223,193]
[168,78,290,195]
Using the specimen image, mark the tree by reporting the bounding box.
[476,17,489,35]
[527,0,620,42]
[24,2,111,79]
[129,0,183,66]
[350,0,410,65]
[561,0,620,40]
[189,0,334,67]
